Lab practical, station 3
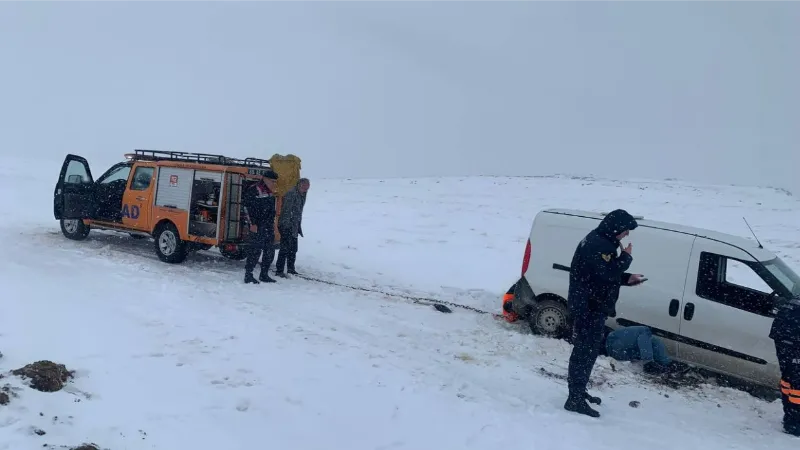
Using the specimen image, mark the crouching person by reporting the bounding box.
[276,178,309,277]
[603,325,676,374]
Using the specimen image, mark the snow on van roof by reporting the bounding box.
[541,208,776,260]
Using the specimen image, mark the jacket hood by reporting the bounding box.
[596,209,638,240]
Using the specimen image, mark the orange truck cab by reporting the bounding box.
[53,149,302,264]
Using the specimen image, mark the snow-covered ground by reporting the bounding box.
[1,156,799,449]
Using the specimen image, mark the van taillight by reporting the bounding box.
[521,239,531,277]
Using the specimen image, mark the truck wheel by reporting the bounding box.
[219,245,247,260]
[529,299,569,339]
[154,222,188,264]
[60,219,90,241]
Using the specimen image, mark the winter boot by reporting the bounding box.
[584,392,602,405]
[274,271,287,278]
[259,273,277,283]
[564,394,600,418]
[784,420,800,437]
[644,361,669,375]
[287,269,299,276]
[244,274,260,284]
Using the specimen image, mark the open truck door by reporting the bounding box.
[54,154,96,223]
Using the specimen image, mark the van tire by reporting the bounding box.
[60,219,90,241]
[154,222,188,264]
[529,299,570,338]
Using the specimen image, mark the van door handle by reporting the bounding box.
[683,302,695,321]
[669,299,680,317]
[136,196,146,201]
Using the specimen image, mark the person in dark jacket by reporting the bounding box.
[275,178,309,277]
[770,295,800,436]
[242,170,279,284]
[564,209,645,418]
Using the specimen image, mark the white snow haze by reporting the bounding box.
[1,1,799,190]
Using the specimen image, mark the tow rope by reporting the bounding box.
[295,274,502,318]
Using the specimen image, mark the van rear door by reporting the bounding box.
[54,154,96,220]
[612,226,694,356]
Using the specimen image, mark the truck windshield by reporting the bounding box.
[762,257,800,297]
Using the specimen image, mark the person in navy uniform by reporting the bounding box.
[242,170,279,284]
[564,209,645,418]
[770,294,800,436]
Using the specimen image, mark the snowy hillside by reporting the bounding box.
[1,160,799,449]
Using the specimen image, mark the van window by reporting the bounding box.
[762,257,800,297]
[696,252,776,317]
[724,259,771,294]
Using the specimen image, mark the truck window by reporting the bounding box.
[99,165,132,185]
[130,167,155,191]
[696,251,775,317]
[65,160,91,184]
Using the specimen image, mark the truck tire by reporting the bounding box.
[154,222,188,264]
[529,298,570,339]
[60,219,90,241]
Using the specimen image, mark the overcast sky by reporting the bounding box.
[1,2,798,192]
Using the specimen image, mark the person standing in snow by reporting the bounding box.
[242,170,279,284]
[770,294,800,436]
[564,209,645,418]
[275,178,310,277]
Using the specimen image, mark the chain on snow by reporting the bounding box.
[295,274,501,318]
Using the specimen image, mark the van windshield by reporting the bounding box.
[762,257,800,298]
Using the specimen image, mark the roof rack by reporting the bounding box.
[129,149,272,170]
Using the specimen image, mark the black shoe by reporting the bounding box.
[275,271,287,278]
[564,395,600,418]
[244,274,260,284]
[259,273,277,283]
[644,361,669,375]
[666,361,689,374]
[287,269,299,275]
[584,392,602,405]
[784,421,800,437]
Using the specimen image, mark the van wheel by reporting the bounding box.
[60,219,90,241]
[529,299,569,338]
[154,222,188,264]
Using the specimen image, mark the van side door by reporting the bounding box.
[121,163,156,231]
[612,227,695,358]
[678,238,779,386]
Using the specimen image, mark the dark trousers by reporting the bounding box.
[776,343,800,434]
[567,312,607,396]
[275,228,298,273]
[244,227,275,278]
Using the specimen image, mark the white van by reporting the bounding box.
[506,208,800,389]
